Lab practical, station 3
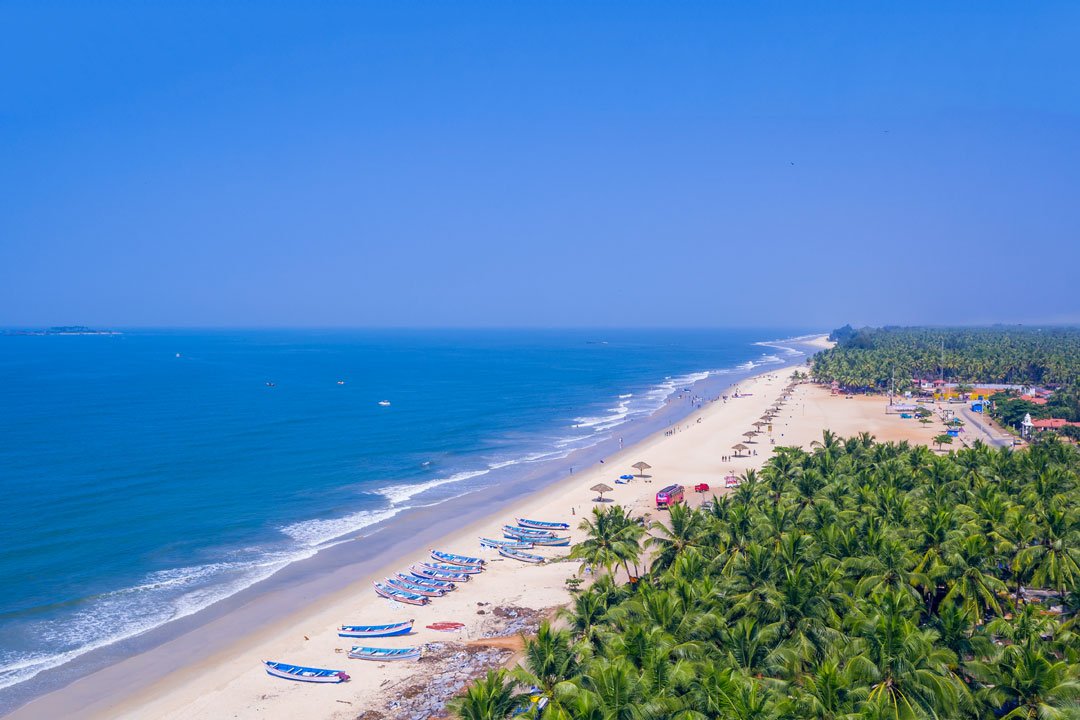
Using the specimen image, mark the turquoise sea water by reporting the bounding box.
[0,328,811,695]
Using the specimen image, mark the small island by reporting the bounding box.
[2,326,121,336]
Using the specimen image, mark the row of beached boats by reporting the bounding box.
[484,517,572,563]
[263,518,569,683]
[372,549,488,606]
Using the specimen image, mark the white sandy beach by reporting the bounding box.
[9,335,974,720]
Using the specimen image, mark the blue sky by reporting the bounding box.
[2,2,1077,328]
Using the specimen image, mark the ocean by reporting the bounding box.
[0,328,813,701]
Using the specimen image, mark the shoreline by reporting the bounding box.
[2,335,827,718]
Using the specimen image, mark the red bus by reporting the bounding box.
[655,484,685,509]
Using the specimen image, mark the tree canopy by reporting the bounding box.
[454,435,1080,719]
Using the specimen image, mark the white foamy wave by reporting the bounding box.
[279,506,404,546]
[618,393,633,399]
[753,334,818,357]
[0,549,311,693]
[378,469,489,506]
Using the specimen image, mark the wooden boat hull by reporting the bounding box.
[517,518,570,530]
[422,561,483,575]
[502,525,555,539]
[398,572,455,590]
[411,564,469,582]
[348,646,422,661]
[386,577,445,597]
[498,547,545,564]
[337,620,414,638]
[528,536,570,547]
[264,661,350,683]
[479,537,533,550]
[373,582,429,606]
[430,550,486,567]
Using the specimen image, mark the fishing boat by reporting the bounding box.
[398,572,455,590]
[517,518,570,530]
[348,645,422,662]
[373,582,429,606]
[502,525,556,538]
[386,576,446,597]
[378,400,391,406]
[264,661,350,683]
[479,537,533,550]
[411,564,470,582]
[430,550,486,567]
[527,535,570,547]
[427,621,465,632]
[337,620,414,638]
[422,561,483,575]
[498,547,546,564]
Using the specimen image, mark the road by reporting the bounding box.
[955,404,1014,448]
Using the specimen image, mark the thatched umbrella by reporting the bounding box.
[732,443,748,457]
[753,420,768,430]
[743,430,759,442]
[590,483,614,502]
[632,461,652,477]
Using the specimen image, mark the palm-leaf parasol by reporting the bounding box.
[590,483,614,501]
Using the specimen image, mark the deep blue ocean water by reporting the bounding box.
[0,328,809,692]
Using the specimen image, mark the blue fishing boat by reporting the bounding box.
[422,561,483,575]
[502,525,555,539]
[517,518,570,530]
[527,535,570,547]
[337,620,414,638]
[431,550,486,567]
[498,547,546,564]
[386,576,446,597]
[348,645,423,661]
[373,582,429,606]
[398,572,455,590]
[479,537,533,550]
[411,564,470,582]
[264,660,350,683]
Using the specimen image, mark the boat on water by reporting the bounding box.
[264,661,350,683]
[498,547,546,564]
[527,535,570,547]
[411,564,470,582]
[397,572,455,590]
[338,620,414,638]
[373,582,429,606]
[422,561,483,575]
[430,550,486,567]
[378,400,391,406]
[479,537,534,550]
[517,518,570,530]
[386,576,446,597]
[348,645,422,662]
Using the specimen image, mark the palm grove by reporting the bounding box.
[452,435,1080,720]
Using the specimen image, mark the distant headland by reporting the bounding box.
[2,326,121,336]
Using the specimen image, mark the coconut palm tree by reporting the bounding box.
[967,643,1080,719]
[448,669,530,720]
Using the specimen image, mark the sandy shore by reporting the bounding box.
[11,337,962,720]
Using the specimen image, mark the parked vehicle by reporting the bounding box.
[655,484,685,509]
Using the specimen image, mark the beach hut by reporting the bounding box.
[590,483,614,502]
[631,461,652,477]
[732,443,748,457]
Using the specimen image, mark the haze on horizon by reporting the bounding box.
[2,2,1078,330]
